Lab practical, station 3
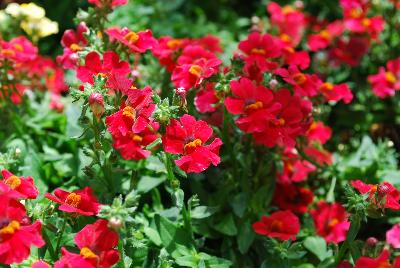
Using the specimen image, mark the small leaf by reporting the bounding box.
[237,220,255,254]
[303,236,332,261]
[191,206,218,219]
[213,215,237,236]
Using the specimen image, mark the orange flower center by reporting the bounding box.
[184,139,202,151]
[320,82,334,91]
[65,193,81,207]
[122,106,136,119]
[293,73,307,85]
[129,133,143,142]
[0,221,20,235]
[371,184,378,194]
[245,101,263,111]
[189,64,202,77]
[270,220,283,232]
[362,18,371,27]
[282,6,295,15]
[378,262,392,268]
[80,247,99,262]
[124,31,139,44]
[13,44,24,52]
[273,118,286,126]
[320,30,331,41]
[385,72,397,84]
[250,48,266,56]
[328,218,339,228]
[349,8,362,18]
[1,49,15,57]
[167,39,183,49]
[280,34,292,43]
[70,43,82,52]
[4,175,21,189]
[284,47,295,54]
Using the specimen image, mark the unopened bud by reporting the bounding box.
[269,79,279,89]
[294,1,304,9]
[366,237,378,246]
[377,184,390,197]
[89,93,105,121]
[108,217,123,230]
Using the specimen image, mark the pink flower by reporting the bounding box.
[387,224,400,248]
[106,27,157,53]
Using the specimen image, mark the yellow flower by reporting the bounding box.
[21,17,59,38]
[5,2,45,20]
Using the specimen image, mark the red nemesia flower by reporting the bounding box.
[304,145,333,166]
[224,77,280,133]
[111,121,159,160]
[368,57,400,98]
[273,183,314,214]
[106,86,155,134]
[0,36,38,63]
[55,219,119,268]
[152,36,190,72]
[306,122,332,145]
[163,114,223,173]
[0,196,44,265]
[32,260,51,268]
[195,83,220,113]
[0,170,38,199]
[239,32,282,59]
[177,45,219,65]
[172,57,222,91]
[281,46,310,70]
[57,22,88,69]
[277,149,316,183]
[387,223,400,248]
[351,180,400,210]
[267,2,307,47]
[308,21,344,51]
[355,249,400,268]
[252,210,300,241]
[242,55,278,83]
[88,0,128,8]
[329,36,370,67]
[275,65,321,97]
[45,187,100,216]
[253,89,312,148]
[311,201,350,244]
[319,81,353,104]
[77,51,130,85]
[106,27,157,53]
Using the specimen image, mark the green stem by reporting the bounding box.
[55,215,68,256]
[335,214,361,264]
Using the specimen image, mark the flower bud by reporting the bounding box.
[294,1,304,9]
[366,237,378,247]
[378,184,390,197]
[108,217,123,230]
[269,79,279,89]
[89,92,105,121]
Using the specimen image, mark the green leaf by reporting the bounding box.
[191,206,218,219]
[174,189,184,209]
[303,236,332,261]
[143,227,162,246]
[137,175,167,193]
[237,220,255,254]
[213,215,237,236]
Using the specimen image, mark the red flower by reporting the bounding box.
[32,260,51,268]
[45,187,100,216]
[239,32,282,59]
[153,36,190,72]
[0,36,38,63]
[351,180,400,210]
[224,77,280,133]
[55,219,119,268]
[88,0,128,8]
[195,83,220,113]
[106,27,157,53]
[273,183,314,214]
[275,65,321,97]
[172,57,221,91]
[253,89,312,148]
[0,170,38,199]
[311,201,350,244]
[368,57,400,98]
[252,210,300,241]
[267,2,307,47]
[0,196,44,265]
[355,249,400,268]
[242,55,278,83]
[57,22,88,69]
[307,21,344,51]
[277,149,316,183]
[329,36,370,67]
[163,114,223,173]
[306,122,332,145]
[77,51,130,85]
[304,145,333,166]
[319,82,353,104]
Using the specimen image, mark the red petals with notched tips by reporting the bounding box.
[45,187,101,216]
[252,210,300,241]
[163,114,222,173]
[0,170,39,199]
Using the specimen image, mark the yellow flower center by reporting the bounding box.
[122,106,136,119]
[184,139,202,151]
[320,82,334,91]
[245,101,263,111]
[293,73,307,85]
[385,72,397,84]
[349,8,362,18]
[362,18,371,27]
[1,49,15,57]
[0,221,20,235]
[320,30,331,41]
[13,44,23,52]
[4,175,21,189]
[70,43,82,52]
[65,193,81,207]
[130,133,143,142]
[282,6,295,15]
[280,34,292,43]
[80,247,99,262]
[167,39,183,49]
[328,218,339,228]
[250,48,266,56]
[189,65,202,77]
[124,31,139,44]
